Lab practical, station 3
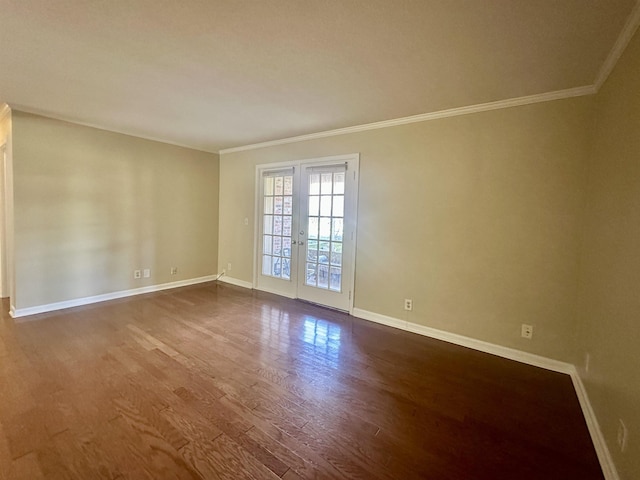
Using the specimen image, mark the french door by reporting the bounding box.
[255,155,359,312]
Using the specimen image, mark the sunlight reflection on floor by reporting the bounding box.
[301,315,342,362]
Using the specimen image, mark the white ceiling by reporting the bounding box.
[1,0,638,153]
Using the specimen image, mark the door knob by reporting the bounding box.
[299,241,305,246]
[292,240,297,245]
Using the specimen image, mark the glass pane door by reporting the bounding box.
[255,155,359,311]
[304,170,344,292]
[297,161,356,311]
[256,168,298,298]
[262,174,293,279]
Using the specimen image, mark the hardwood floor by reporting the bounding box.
[0,282,603,479]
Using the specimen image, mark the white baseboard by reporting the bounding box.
[570,368,620,480]
[217,275,253,289]
[352,308,573,373]
[351,307,619,480]
[10,275,218,319]
[8,280,619,478]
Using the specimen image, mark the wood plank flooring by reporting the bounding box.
[0,282,603,479]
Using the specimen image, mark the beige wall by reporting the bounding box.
[219,96,594,362]
[0,106,13,300]
[4,26,637,479]
[576,28,640,479]
[11,112,219,311]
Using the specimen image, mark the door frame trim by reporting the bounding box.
[253,153,360,314]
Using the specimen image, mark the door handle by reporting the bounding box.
[292,240,297,245]
[299,241,305,246]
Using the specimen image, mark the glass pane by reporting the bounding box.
[306,263,317,286]
[333,173,345,194]
[282,258,290,280]
[264,196,274,214]
[273,216,283,235]
[318,252,329,264]
[284,196,293,215]
[284,176,293,195]
[309,174,320,195]
[309,196,319,216]
[283,237,292,258]
[263,235,272,254]
[262,255,272,275]
[319,218,331,240]
[330,267,341,291]
[306,243,318,262]
[321,173,333,194]
[263,173,286,280]
[332,195,344,217]
[273,236,282,255]
[318,264,329,289]
[331,242,342,253]
[274,196,283,214]
[330,251,342,266]
[264,177,274,196]
[320,196,332,217]
[272,257,281,277]
[319,241,330,252]
[283,216,292,236]
[263,215,273,235]
[308,217,319,239]
[274,176,284,195]
[332,218,343,241]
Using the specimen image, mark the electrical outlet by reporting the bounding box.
[143,269,150,278]
[521,324,533,339]
[133,270,141,279]
[404,299,413,311]
[170,267,178,275]
[618,419,628,452]
[227,262,232,272]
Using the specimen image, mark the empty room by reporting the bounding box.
[1,1,639,479]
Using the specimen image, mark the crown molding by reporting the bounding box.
[594,0,640,90]
[9,2,640,157]
[219,1,640,156]
[9,104,219,155]
[219,85,596,155]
